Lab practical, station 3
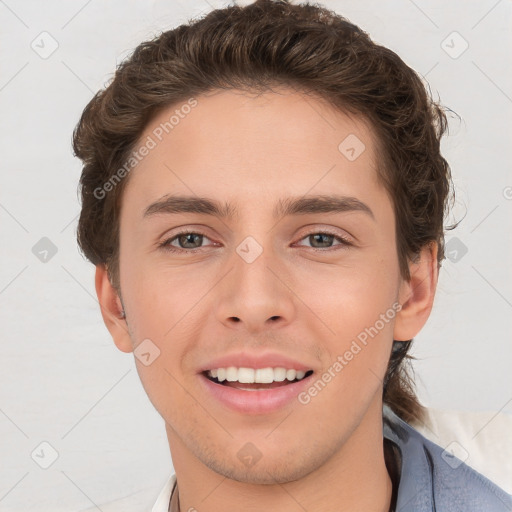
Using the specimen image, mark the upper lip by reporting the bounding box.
[198,352,315,373]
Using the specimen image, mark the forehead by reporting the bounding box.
[147,87,378,155]
[120,87,384,219]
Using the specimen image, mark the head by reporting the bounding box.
[73,0,454,482]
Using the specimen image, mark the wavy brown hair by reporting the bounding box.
[73,0,456,426]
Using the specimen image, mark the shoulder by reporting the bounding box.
[383,405,512,511]
[422,431,512,510]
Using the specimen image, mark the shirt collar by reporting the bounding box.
[383,404,434,510]
[151,473,176,512]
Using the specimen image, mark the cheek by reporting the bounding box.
[291,254,399,380]
[298,258,398,330]
[298,282,397,414]
[120,260,213,394]
[122,254,207,333]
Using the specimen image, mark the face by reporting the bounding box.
[97,87,433,485]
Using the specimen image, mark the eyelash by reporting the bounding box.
[158,229,353,254]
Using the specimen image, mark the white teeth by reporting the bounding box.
[273,367,287,382]
[226,367,238,382]
[255,367,274,383]
[238,367,255,383]
[206,366,310,384]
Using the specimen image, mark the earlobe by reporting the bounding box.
[94,264,134,353]
[393,242,439,342]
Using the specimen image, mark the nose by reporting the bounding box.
[214,244,296,334]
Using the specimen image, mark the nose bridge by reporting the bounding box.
[215,234,295,332]
[235,239,276,298]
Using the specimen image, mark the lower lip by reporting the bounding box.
[198,372,314,414]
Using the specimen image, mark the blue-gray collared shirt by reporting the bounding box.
[383,404,512,511]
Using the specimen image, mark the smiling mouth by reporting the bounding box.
[203,370,314,390]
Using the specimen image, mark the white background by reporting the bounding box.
[0,0,511,510]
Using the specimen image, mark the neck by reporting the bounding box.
[166,398,393,512]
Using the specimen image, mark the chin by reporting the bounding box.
[201,450,322,485]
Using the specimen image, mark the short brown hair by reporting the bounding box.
[73,0,456,426]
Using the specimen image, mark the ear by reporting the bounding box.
[393,242,439,342]
[95,264,133,353]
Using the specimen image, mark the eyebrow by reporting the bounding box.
[143,194,374,221]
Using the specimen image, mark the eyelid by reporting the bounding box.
[293,224,355,244]
[293,229,353,249]
[158,228,217,252]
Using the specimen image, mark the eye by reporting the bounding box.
[158,229,352,254]
[159,231,215,253]
[295,231,352,250]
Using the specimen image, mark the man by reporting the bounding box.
[72,1,512,510]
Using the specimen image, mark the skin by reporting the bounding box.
[95,87,438,512]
